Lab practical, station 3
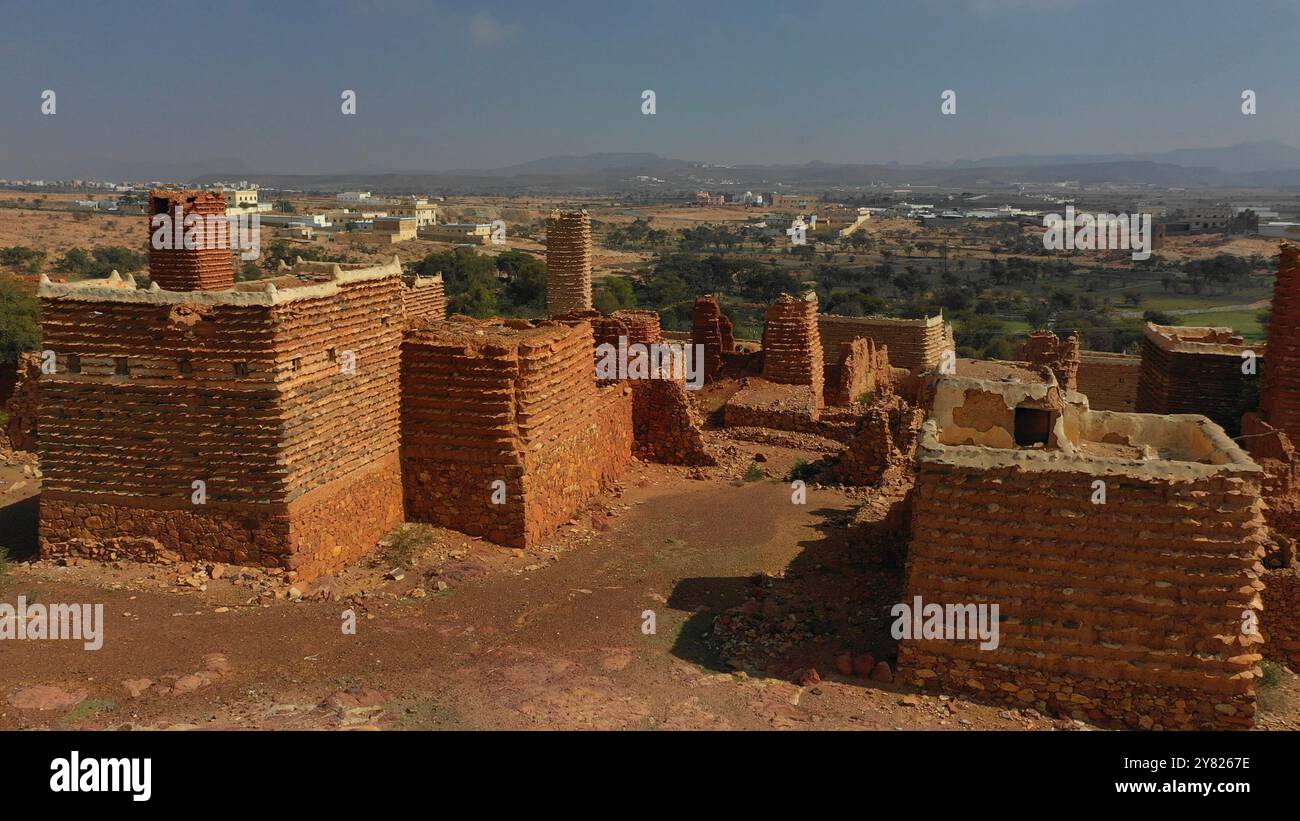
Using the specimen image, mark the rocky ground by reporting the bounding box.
[1,436,1296,731]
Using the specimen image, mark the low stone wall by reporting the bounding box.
[1262,567,1300,671]
[3,351,39,452]
[830,394,922,485]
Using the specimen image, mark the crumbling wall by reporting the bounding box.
[690,295,733,382]
[830,393,923,485]
[817,313,949,372]
[546,210,592,317]
[898,410,1268,729]
[1259,243,1300,442]
[401,318,632,547]
[1017,330,1080,392]
[37,261,406,580]
[761,293,823,405]
[1137,323,1254,435]
[825,337,891,406]
[401,274,447,324]
[1077,350,1139,411]
[3,351,40,452]
[1262,567,1300,671]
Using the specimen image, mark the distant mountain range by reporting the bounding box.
[169,141,1300,194]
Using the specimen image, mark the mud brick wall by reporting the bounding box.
[691,295,733,382]
[817,314,949,372]
[831,394,922,485]
[37,260,406,579]
[1017,330,1080,391]
[1262,568,1300,670]
[3,351,39,451]
[632,378,715,466]
[546,210,593,317]
[1137,326,1254,435]
[401,318,632,547]
[761,294,823,407]
[1077,351,1139,411]
[401,274,447,323]
[825,337,891,406]
[1240,414,1300,544]
[898,457,1267,729]
[1260,244,1300,442]
[147,189,234,291]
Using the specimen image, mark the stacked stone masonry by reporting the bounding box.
[817,313,952,372]
[401,274,447,324]
[1259,244,1300,442]
[690,295,734,382]
[401,317,632,547]
[1137,323,1256,436]
[147,189,235,291]
[898,376,1268,729]
[4,351,40,452]
[545,210,593,318]
[1077,350,1140,411]
[761,293,823,406]
[37,258,407,580]
[1017,330,1080,392]
[826,337,891,406]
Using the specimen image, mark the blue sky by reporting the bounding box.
[2,0,1298,176]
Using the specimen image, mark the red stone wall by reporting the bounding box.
[401,318,632,547]
[825,337,891,406]
[690,295,732,382]
[830,394,922,485]
[817,314,949,372]
[1259,244,1300,441]
[401,274,447,323]
[37,265,406,580]
[3,351,39,452]
[147,190,235,291]
[899,457,1267,729]
[1262,567,1300,670]
[546,210,593,317]
[1017,330,1080,392]
[1137,328,1254,435]
[761,293,823,406]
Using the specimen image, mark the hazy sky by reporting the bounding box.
[2,0,1299,177]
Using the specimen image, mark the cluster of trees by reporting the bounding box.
[54,246,147,279]
[408,248,559,318]
[0,273,39,365]
[0,246,47,276]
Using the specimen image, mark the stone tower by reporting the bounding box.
[546,210,592,317]
[148,189,235,291]
[1259,243,1300,441]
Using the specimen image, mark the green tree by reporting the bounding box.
[0,273,40,365]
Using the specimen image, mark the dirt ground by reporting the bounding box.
[2,435,1296,732]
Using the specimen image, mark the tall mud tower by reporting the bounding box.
[148,189,234,291]
[1259,243,1300,441]
[546,210,592,318]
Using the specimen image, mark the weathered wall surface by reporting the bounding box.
[545,210,592,318]
[401,274,447,323]
[762,293,823,404]
[3,351,40,452]
[898,447,1267,729]
[825,337,891,406]
[830,393,922,485]
[1077,350,1139,411]
[401,318,632,547]
[37,262,406,580]
[1137,324,1255,435]
[1262,567,1300,671]
[1017,330,1079,392]
[817,314,950,372]
[1259,244,1300,441]
[148,189,235,292]
[690,296,733,382]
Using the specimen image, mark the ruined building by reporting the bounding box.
[817,313,953,373]
[1137,323,1256,435]
[1257,243,1300,442]
[761,292,824,403]
[1076,350,1140,411]
[1016,329,1080,392]
[898,374,1267,729]
[400,273,447,324]
[147,189,236,291]
[690,295,734,382]
[401,316,632,547]
[545,210,593,318]
[38,191,406,579]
